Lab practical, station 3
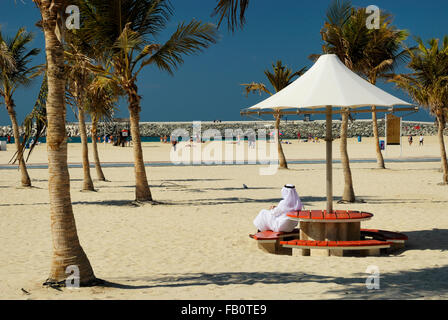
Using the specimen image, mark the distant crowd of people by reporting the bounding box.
[103,129,131,147]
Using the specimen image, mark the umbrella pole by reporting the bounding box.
[326,106,333,213]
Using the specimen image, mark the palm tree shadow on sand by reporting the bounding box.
[98,264,448,299]
[69,194,341,207]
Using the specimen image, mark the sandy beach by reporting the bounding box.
[1,136,448,300]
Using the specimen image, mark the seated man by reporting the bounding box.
[253,184,303,232]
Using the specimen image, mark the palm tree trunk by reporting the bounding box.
[78,107,95,191]
[340,110,355,202]
[437,117,448,184]
[91,118,106,181]
[372,106,385,169]
[39,0,96,286]
[275,115,288,169]
[127,83,153,202]
[5,97,31,187]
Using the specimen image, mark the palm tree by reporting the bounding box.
[318,0,366,202]
[79,0,219,202]
[33,0,97,286]
[360,13,410,169]
[85,76,119,182]
[318,0,410,199]
[242,60,307,169]
[0,27,40,187]
[391,37,448,184]
[65,40,96,191]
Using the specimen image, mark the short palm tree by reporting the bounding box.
[33,0,97,286]
[242,60,307,169]
[0,27,40,187]
[391,37,448,184]
[85,76,119,182]
[80,0,219,202]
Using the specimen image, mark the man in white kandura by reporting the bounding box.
[253,184,303,232]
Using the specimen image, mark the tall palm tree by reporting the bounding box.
[318,0,366,202]
[80,0,219,202]
[360,13,410,169]
[0,27,40,187]
[33,0,97,286]
[65,40,96,191]
[391,37,448,184]
[242,60,307,169]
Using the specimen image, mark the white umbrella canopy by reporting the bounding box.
[248,54,412,110]
[246,54,413,213]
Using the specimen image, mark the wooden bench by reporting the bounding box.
[280,239,392,256]
[249,229,300,255]
[361,229,408,251]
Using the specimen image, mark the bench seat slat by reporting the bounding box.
[249,229,299,241]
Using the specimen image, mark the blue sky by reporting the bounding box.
[1,0,447,126]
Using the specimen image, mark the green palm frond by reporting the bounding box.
[326,0,352,28]
[113,23,145,52]
[142,20,218,75]
[0,27,41,97]
[263,60,307,92]
[390,37,448,122]
[80,0,173,49]
[0,38,15,73]
[241,60,306,100]
[212,0,250,32]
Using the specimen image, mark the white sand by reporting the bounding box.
[1,136,448,300]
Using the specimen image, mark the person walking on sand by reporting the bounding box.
[253,184,303,232]
[419,135,424,146]
[408,135,413,146]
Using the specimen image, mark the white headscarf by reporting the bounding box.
[272,185,303,217]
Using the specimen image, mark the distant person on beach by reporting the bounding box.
[7,135,11,144]
[408,135,413,146]
[419,135,424,146]
[253,185,303,232]
[297,132,301,142]
[248,133,256,149]
[171,136,178,151]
